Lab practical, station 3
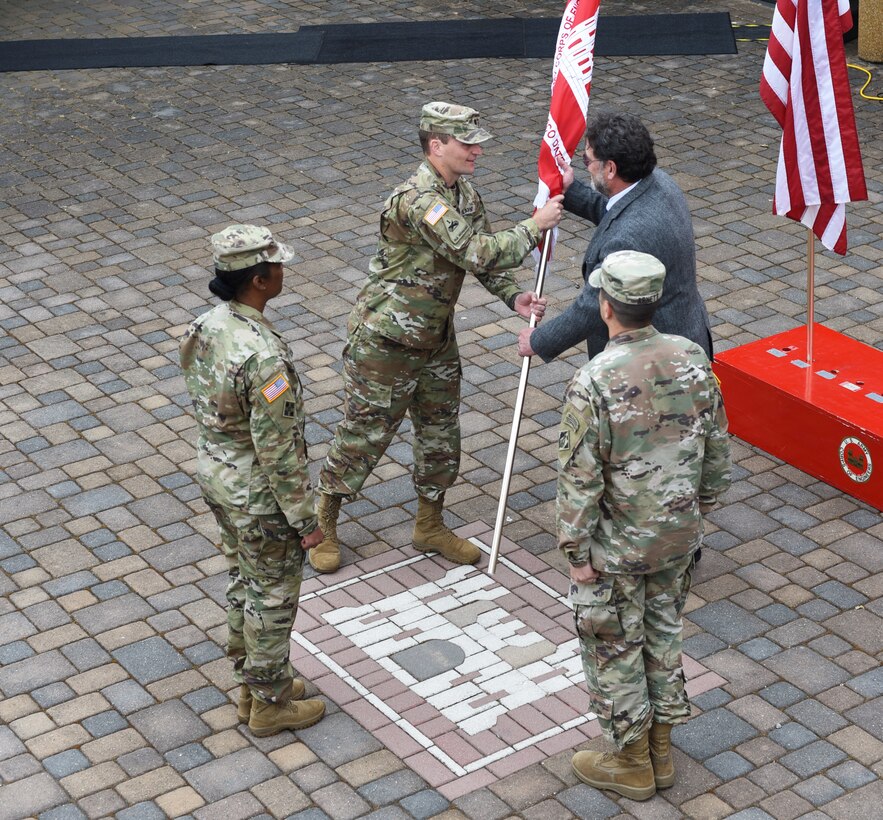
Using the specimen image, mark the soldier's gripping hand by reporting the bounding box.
[302,527,324,550]
[533,194,564,231]
[513,291,547,321]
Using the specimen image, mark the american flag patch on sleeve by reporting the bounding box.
[261,373,289,403]
[424,201,448,226]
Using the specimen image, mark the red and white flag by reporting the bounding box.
[759,0,867,255]
[535,0,601,225]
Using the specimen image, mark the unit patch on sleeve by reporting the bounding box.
[558,405,588,466]
[424,201,449,226]
[282,400,297,419]
[261,373,290,403]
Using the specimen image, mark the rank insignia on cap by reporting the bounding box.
[261,373,289,403]
[424,201,448,226]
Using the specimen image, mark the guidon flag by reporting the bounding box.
[534,0,602,253]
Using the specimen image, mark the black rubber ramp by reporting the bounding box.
[0,13,736,73]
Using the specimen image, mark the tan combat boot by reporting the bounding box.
[248,697,325,737]
[571,730,656,801]
[238,679,306,723]
[649,722,675,788]
[412,494,480,565]
[308,493,341,573]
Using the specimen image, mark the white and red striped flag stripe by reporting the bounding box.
[535,0,601,231]
[760,0,867,255]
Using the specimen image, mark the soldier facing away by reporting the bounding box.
[179,225,325,736]
[556,250,731,800]
[309,101,564,573]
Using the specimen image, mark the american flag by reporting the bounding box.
[424,201,448,226]
[759,0,867,255]
[535,0,601,223]
[261,374,289,403]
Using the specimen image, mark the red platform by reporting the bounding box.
[713,324,883,510]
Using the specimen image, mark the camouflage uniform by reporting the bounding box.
[180,226,317,705]
[558,253,731,749]
[319,116,541,500]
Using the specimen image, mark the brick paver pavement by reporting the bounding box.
[1,1,881,818]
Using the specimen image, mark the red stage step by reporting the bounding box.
[713,324,883,510]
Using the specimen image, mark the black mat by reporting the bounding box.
[0,13,735,73]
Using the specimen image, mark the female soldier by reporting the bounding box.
[179,224,324,736]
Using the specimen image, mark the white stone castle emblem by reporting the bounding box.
[321,562,585,735]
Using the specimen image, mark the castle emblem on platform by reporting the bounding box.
[322,564,584,735]
[839,436,872,483]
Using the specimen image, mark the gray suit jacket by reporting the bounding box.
[531,168,712,362]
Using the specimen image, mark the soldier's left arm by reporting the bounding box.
[556,377,604,566]
[406,192,539,305]
[245,353,318,537]
[698,373,732,511]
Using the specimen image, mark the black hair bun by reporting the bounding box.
[209,276,237,301]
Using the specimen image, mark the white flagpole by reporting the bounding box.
[806,226,815,364]
[488,230,554,575]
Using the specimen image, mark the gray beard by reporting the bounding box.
[588,176,609,197]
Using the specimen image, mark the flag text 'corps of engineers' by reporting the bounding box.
[760,0,867,255]
[535,0,601,215]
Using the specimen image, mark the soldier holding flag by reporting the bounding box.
[309,102,564,573]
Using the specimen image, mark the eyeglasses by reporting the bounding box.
[583,154,604,169]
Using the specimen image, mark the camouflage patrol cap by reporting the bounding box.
[588,250,666,305]
[419,102,492,144]
[211,224,294,272]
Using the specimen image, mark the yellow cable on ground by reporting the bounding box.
[847,64,883,101]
